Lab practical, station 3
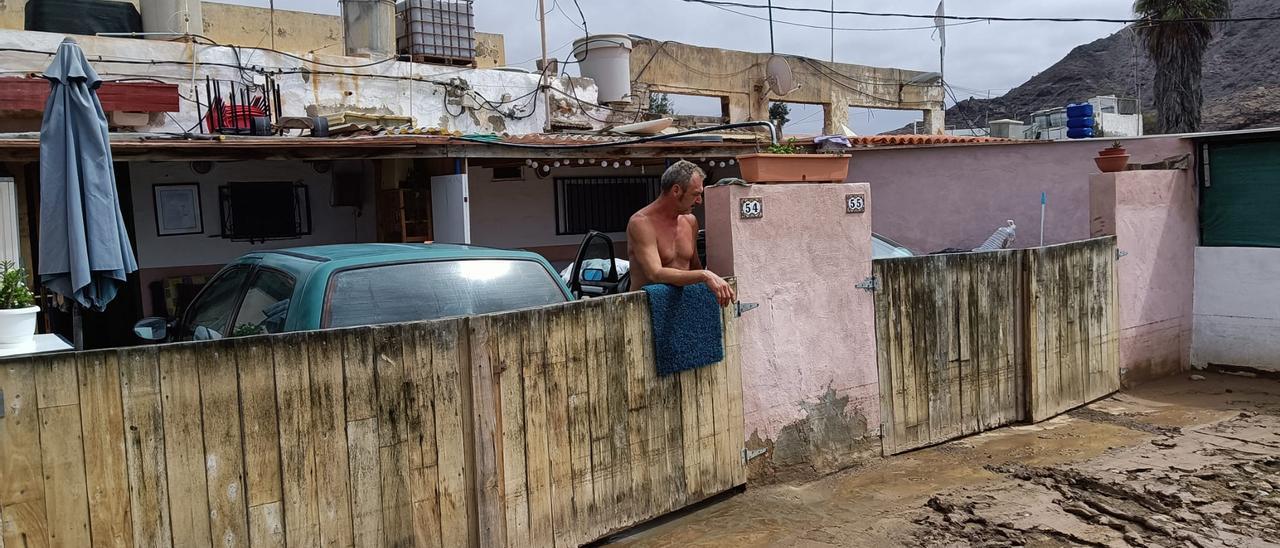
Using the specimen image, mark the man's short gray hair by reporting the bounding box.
[660,160,706,193]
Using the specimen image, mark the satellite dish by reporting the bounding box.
[765,55,800,96]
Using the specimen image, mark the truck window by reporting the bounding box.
[325,259,568,328]
[231,269,294,336]
[182,266,251,340]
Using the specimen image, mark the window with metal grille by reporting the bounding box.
[554,176,660,235]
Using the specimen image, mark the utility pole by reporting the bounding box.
[768,0,775,54]
[539,0,549,69]
[830,0,835,62]
[269,0,276,50]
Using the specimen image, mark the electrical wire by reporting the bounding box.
[702,2,988,32]
[451,120,780,148]
[677,0,1280,24]
[942,82,990,136]
[799,58,936,105]
[0,46,544,116]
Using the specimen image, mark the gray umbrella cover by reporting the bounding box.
[38,38,138,312]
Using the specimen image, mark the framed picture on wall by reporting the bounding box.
[153,183,203,236]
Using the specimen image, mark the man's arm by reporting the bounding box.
[687,215,705,271]
[684,215,735,306]
[627,216,707,287]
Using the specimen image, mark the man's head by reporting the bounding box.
[660,160,707,214]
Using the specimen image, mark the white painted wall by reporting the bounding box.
[467,164,636,251]
[1100,112,1143,138]
[430,174,470,244]
[0,177,19,267]
[129,160,376,269]
[1192,246,1280,371]
[0,28,604,136]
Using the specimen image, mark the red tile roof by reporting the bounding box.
[850,135,1014,146]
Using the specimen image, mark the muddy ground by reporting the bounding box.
[606,372,1280,547]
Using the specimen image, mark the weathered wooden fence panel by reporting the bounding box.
[1026,237,1121,422]
[0,293,744,547]
[470,292,745,548]
[874,250,1026,455]
[0,319,475,548]
[874,237,1120,455]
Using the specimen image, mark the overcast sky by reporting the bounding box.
[216,0,1134,134]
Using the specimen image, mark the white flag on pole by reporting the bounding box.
[934,0,946,51]
[935,0,946,77]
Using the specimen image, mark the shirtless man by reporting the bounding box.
[627,160,736,306]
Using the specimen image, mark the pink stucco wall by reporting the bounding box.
[849,137,1193,255]
[1089,170,1197,385]
[705,182,879,479]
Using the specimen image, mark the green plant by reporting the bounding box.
[233,323,265,337]
[0,261,34,310]
[769,102,792,133]
[647,92,676,115]
[765,137,801,154]
[1111,140,1124,149]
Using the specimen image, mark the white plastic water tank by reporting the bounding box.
[140,0,203,38]
[572,34,633,104]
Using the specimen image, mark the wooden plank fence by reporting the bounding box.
[1026,238,1121,421]
[874,249,1026,455]
[0,293,744,548]
[874,237,1119,455]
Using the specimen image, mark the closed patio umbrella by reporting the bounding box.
[38,38,138,326]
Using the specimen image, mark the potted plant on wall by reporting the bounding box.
[736,138,851,183]
[1094,140,1130,173]
[0,261,38,348]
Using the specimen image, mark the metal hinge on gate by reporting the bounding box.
[856,276,879,292]
[1117,249,1128,260]
[735,302,759,317]
[0,389,5,418]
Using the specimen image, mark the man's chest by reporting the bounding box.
[655,224,696,266]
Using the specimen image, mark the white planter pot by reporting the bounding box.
[0,306,40,347]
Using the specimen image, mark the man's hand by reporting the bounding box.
[703,270,735,307]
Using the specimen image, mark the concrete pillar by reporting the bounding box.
[823,101,849,136]
[724,92,756,123]
[921,107,945,135]
[1089,171,1196,386]
[705,182,879,482]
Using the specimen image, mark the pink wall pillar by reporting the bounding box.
[705,182,879,481]
[1089,170,1197,386]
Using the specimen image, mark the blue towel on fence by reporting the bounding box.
[642,283,724,376]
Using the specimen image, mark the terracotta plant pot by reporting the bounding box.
[1094,154,1130,173]
[1098,146,1127,157]
[736,153,851,184]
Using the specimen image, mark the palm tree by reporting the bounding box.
[1133,0,1231,133]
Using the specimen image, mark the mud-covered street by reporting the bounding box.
[607,372,1280,547]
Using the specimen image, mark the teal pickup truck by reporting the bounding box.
[134,243,573,342]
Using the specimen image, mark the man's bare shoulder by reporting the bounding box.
[680,213,699,230]
[628,207,656,230]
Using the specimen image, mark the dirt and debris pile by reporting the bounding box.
[913,411,1280,547]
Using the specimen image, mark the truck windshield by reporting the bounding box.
[325,259,568,328]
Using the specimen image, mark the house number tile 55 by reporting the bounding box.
[846,193,866,214]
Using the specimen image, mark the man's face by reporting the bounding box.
[673,173,705,214]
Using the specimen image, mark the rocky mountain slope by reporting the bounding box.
[925,0,1280,134]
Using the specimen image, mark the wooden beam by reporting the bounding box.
[0,78,181,113]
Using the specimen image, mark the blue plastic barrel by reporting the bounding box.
[1067,117,1095,129]
[1066,103,1095,118]
[1067,127,1094,139]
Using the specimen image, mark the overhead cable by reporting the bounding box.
[678,0,1280,24]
